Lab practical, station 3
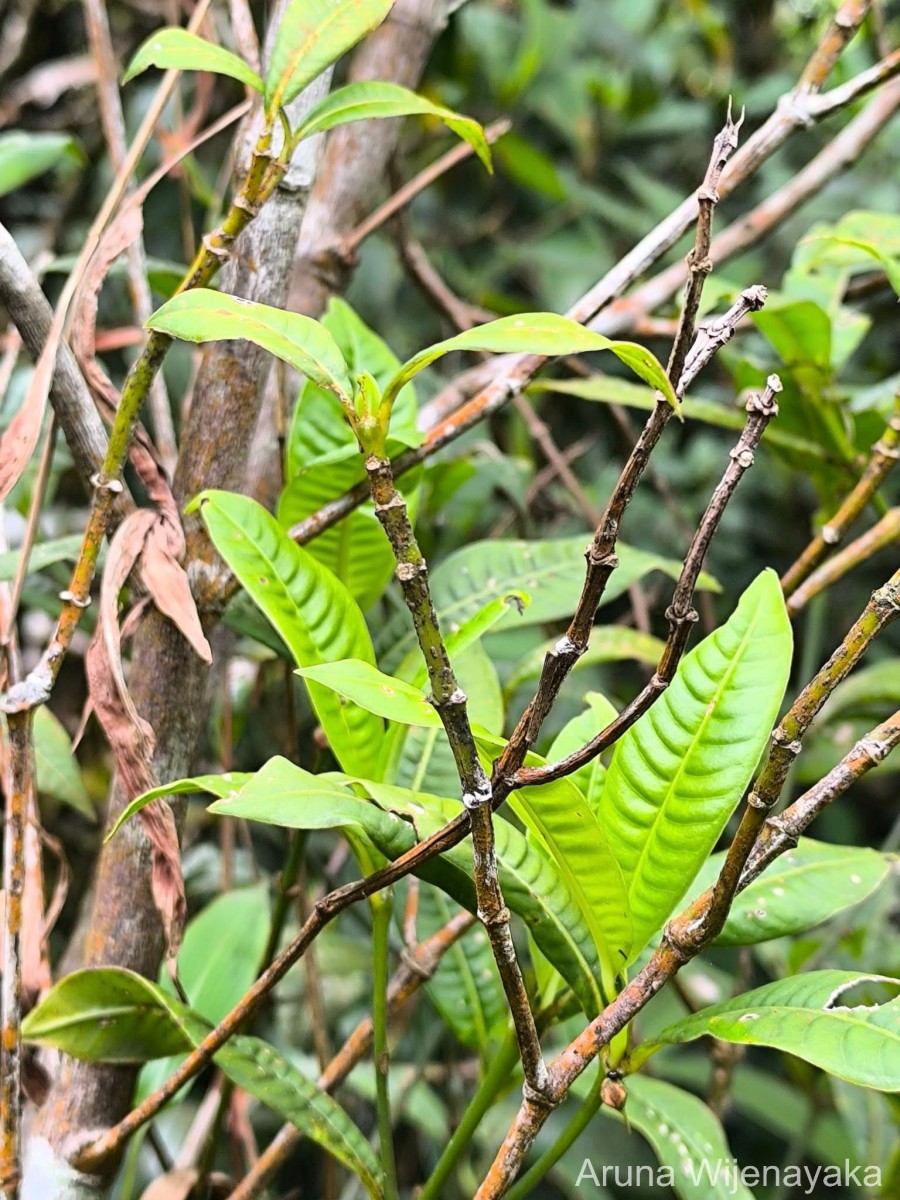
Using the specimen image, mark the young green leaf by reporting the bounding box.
[265,0,393,112]
[599,569,792,960]
[106,772,251,841]
[296,659,442,728]
[293,82,492,169]
[690,839,890,947]
[382,313,677,412]
[0,131,81,198]
[281,298,421,610]
[637,971,900,1092]
[192,491,383,778]
[122,28,264,92]
[147,291,353,401]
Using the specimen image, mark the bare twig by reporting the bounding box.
[363,452,549,1100]
[782,392,900,597]
[513,371,781,789]
[741,709,900,884]
[284,13,894,552]
[787,508,900,616]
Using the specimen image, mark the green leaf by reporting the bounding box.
[533,375,832,462]
[33,707,93,818]
[147,291,352,401]
[798,211,900,296]
[0,131,81,198]
[752,299,832,371]
[211,758,607,1015]
[639,971,900,1092]
[166,884,271,1023]
[600,1075,754,1200]
[0,534,85,582]
[384,313,677,411]
[215,1035,385,1199]
[265,0,393,111]
[192,491,383,777]
[293,81,491,169]
[503,756,631,994]
[376,537,718,675]
[506,626,664,697]
[22,969,190,1061]
[106,772,251,842]
[690,839,890,947]
[599,570,792,960]
[24,967,385,1198]
[122,28,263,92]
[547,692,617,811]
[415,884,506,1052]
[297,659,442,728]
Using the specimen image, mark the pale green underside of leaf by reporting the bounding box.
[23,967,384,1197]
[375,536,718,674]
[265,0,394,110]
[194,491,383,778]
[293,81,491,169]
[599,569,792,960]
[147,291,353,399]
[691,839,891,947]
[106,772,251,842]
[642,970,900,1092]
[122,28,263,92]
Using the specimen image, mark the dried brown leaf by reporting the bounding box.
[86,509,186,954]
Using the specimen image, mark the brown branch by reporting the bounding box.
[741,708,900,884]
[0,710,34,1197]
[787,507,900,616]
[342,117,512,258]
[226,911,475,1200]
[363,453,549,1100]
[513,372,781,789]
[782,391,900,597]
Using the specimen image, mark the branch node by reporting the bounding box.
[58,590,91,609]
[395,560,425,582]
[521,1078,560,1111]
[89,472,124,494]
